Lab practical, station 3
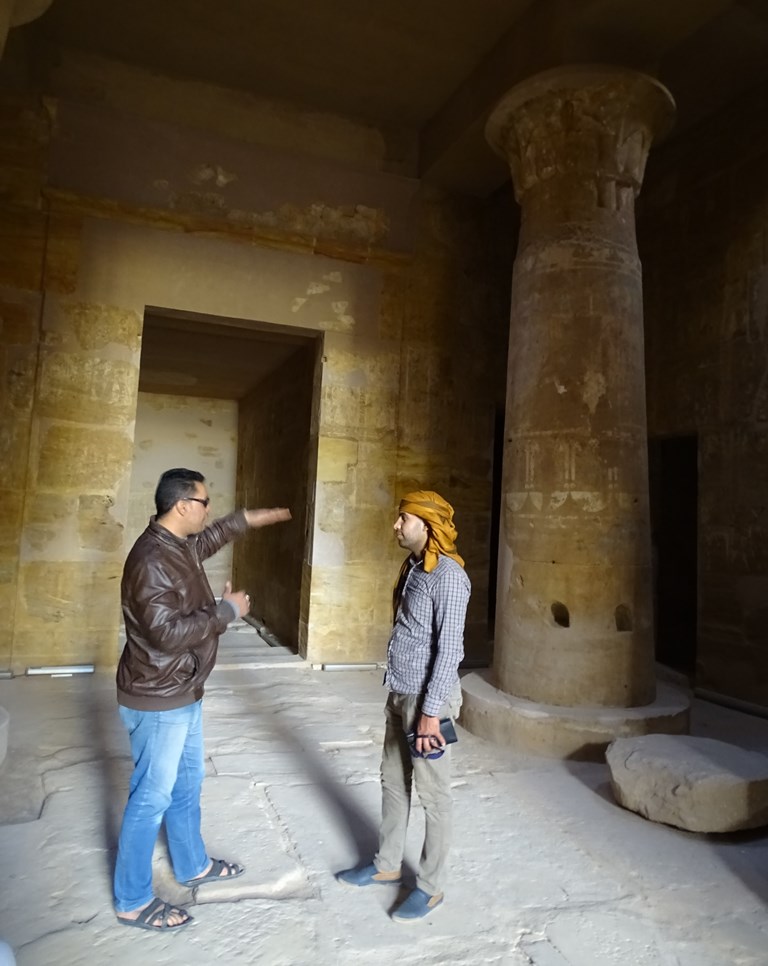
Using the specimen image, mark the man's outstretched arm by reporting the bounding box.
[197,507,292,560]
[243,507,292,528]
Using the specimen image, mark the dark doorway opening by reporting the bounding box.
[648,435,698,674]
[134,306,322,654]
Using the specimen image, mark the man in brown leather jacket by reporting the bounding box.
[114,467,290,932]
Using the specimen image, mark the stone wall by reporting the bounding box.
[0,53,508,671]
[0,91,51,671]
[640,77,768,706]
[235,346,316,654]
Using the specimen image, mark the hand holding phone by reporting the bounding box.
[406,717,458,759]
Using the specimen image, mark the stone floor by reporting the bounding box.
[1,623,767,966]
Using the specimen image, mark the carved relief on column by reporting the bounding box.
[487,67,675,709]
[487,66,674,212]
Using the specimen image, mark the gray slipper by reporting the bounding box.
[180,857,245,887]
[117,897,193,931]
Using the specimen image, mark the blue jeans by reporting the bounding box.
[114,701,209,912]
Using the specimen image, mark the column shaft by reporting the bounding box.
[489,67,675,708]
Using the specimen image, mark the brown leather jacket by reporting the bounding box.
[117,511,249,711]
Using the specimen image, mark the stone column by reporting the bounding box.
[461,66,689,757]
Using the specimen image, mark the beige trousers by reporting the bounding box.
[374,685,462,896]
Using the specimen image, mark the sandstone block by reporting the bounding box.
[45,213,82,294]
[316,436,358,483]
[0,293,41,344]
[606,734,768,832]
[37,424,133,488]
[0,489,24,550]
[37,352,138,424]
[72,302,143,351]
[0,418,30,491]
[0,209,46,290]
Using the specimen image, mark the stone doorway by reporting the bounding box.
[649,435,699,675]
[130,307,322,653]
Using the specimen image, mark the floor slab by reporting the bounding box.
[0,631,767,965]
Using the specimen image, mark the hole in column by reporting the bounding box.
[615,604,633,632]
[551,601,569,628]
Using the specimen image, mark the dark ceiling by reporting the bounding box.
[13,1,768,395]
[29,0,768,195]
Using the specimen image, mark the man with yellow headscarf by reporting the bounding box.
[337,490,471,922]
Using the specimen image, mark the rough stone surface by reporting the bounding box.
[607,734,768,832]
[488,67,673,711]
[462,669,690,760]
[641,76,768,709]
[0,629,767,966]
[1,71,505,674]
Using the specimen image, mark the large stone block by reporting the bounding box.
[306,562,389,664]
[0,414,32,489]
[316,437,358,483]
[78,494,124,553]
[12,559,122,668]
[44,213,82,294]
[10,624,121,670]
[58,301,142,352]
[0,578,15,667]
[319,383,397,440]
[606,734,768,832]
[3,343,38,413]
[37,424,133,489]
[37,351,138,424]
[17,559,122,626]
[0,489,24,552]
[22,492,76,552]
[0,96,48,210]
[0,163,44,210]
[0,292,41,344]
[0,209,46,290]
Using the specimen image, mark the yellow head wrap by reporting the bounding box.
[398,490,465,573]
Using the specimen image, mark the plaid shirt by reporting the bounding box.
[385,554,471,717]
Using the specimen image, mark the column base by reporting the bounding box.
[460,670,690,761]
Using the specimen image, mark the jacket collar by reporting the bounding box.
[148,515,191,547]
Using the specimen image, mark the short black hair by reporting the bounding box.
[155,468,205,516]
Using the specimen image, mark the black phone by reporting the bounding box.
[406,716,458,747]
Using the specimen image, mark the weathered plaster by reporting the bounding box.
[50,49,411,175]
[641,75,768,706]
[1,71,506,673]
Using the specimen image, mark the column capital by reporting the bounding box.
[486,65,675,207]
[1,0,54,61]
[10,0,53,27]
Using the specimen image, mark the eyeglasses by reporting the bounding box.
[184,497,210,508]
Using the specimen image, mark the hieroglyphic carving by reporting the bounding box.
[487,67,675,209]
